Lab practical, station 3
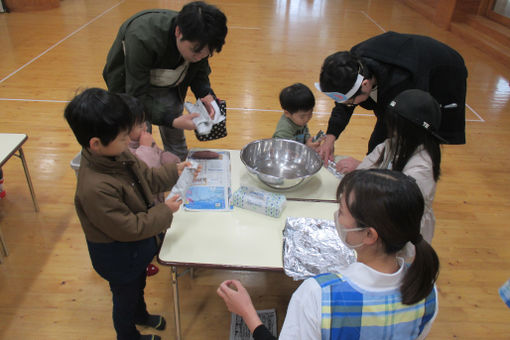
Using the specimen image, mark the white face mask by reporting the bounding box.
[334,210,365,249]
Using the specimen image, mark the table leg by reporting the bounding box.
[0,227,8,258]
[17,147,39,212]
[171,266,182,340]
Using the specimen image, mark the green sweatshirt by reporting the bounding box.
[103,9,212,126]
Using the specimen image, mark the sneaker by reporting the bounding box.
[136,315,166,331]
[146,264,159,276]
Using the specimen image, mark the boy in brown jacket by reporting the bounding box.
[64,88,191,340]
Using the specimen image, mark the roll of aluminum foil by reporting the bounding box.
[283,217,357,280]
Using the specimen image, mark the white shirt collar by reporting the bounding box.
[339,257,405,291]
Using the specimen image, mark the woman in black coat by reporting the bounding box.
[316,31,467,166]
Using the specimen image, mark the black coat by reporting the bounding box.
[326,31,468,152]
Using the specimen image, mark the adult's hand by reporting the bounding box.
[336,157,361,174]
[201,94,216,118]
[217,280,263,333]
[172,113,199,130]
[318,134,336,163]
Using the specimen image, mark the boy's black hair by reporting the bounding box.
[119,94,145,124]
[64,88,135,148]
[176,1,228,54]
[279,83,315,114]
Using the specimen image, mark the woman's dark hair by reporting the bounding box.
[176,1,228,54]
[376,110,441,181]
[64,88,134,148]
[319,51,372,94]
[336,169,440,305]
[119,94,145,125]
[279,83,315,114]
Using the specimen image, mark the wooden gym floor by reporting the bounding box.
[1,0,509,338]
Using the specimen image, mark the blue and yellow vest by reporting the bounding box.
[314,273,436,340]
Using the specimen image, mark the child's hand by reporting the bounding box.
[306,137,322,151]
[165,194,182,213]
[217,280,263,333]
[177,162,202,178]
[177,161,191,176]
[139,130,154,147]
[336,156,361,174]
[194,164,202,179]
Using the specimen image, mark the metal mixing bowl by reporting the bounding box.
[240,138,323,190]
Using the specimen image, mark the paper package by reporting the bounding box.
[232,186,286,218]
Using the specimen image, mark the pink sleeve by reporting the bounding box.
[131,145,163,169]
[160,149,180,165]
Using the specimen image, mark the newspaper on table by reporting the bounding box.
[183,150,233,211]
[230,309,277,340]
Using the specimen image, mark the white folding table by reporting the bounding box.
[158,149,340,340]
[0,133,39,261]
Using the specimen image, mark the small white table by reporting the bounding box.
[158,149,340,340]
[0,133,39,260]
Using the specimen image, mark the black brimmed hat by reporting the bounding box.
[388,89,448,143]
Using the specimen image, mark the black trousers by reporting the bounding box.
[109,271,150,340]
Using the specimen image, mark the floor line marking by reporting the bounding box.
[466,103,485,122]
[0,98,70,103]
[0,99,486,122]
[361,10,386,32]
[0,0,125,84]
[229,26,261,30]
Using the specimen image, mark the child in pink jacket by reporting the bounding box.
[123,96,180,204]
[122,95,180,276]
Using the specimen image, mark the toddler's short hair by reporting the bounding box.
[279,83,315,114]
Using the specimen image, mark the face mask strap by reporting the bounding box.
[334,210,366,249]
[315,73,364,103]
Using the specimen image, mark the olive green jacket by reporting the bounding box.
[103,9,212,126]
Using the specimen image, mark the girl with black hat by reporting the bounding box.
[336,89,443,245]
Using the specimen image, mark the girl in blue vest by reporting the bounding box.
[218,169,440,340]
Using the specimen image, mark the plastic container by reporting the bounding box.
[70,152,81,178]
[233,186,286,218]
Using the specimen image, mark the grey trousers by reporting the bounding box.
[148,87,188,161]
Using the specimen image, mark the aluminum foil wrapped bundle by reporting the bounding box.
[283,217,357,280]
